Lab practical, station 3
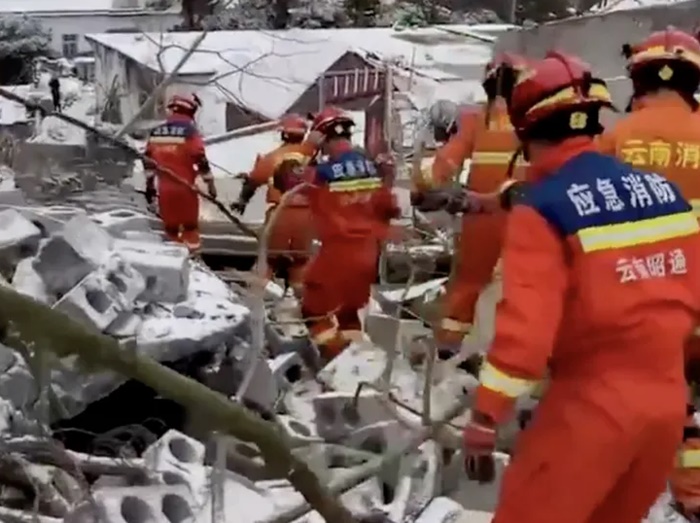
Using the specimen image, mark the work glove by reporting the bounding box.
[463,412,497,484]
[144,185,156,205]
[230,200,247,214]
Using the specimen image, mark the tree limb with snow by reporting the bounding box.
[0,285,358,523]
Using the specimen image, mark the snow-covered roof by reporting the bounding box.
[86,26,495,119]
[0,0,171,14]
[587,0,687,13]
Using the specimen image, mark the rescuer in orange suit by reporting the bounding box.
[231,114,319,292]
[275,107,399,361]
[412,53,529,357]
[462,51,700,523]
[144,94,217,253]
[596,31,700,516]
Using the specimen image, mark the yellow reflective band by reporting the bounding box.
[631,45,700,70]
[312,326,338,345]
[677,448,700,468]
[148,136,186,144]
[691,199,700,217]
[577,211,699,253]
[329,177,382,192]
[471,151,528,166]
[479,362,538,398]
[440,318,472,333]
[526,83,612,116]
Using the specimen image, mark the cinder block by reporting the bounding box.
[113,239,189,303]
[268,352,304,387]
[66,484,197,523]
[0,209,41,263]
[53,255,145,332]
[312,391,392,442]
[20,205,87,236]
[33,214,114,296]
[277,415,323,445]
[344,420,412,454]
[90,208,151,237]
[365,312,430,358]
[12,257,52,304]
[415,498,474,523]
[142,430,208,505]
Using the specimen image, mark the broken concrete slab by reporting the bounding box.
[19,206,88,236]
[113,238,189,303]
[312,390,393,442]
[12,257,52,304]
[0,209,42,263]
[365,313,431,359]
[33,214,115,296]
[90,208,151,237]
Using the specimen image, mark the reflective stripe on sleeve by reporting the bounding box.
[479,362,538,398]
[440,318,472,333]
[677,448,700,468]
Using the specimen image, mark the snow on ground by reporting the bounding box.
[588,0,687,13]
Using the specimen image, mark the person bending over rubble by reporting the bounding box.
[143,94,217,254]
[411,53,530,359]
[231,114,321,294]
[273,106,399,361]
[462,51,700,523]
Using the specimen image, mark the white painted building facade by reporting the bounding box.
[0,0,179,57]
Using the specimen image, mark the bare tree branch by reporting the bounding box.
[0,285,357,523]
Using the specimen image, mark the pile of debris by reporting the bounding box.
[0,170,683,523]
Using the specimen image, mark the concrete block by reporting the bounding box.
[188,263,234,300]
[387,441,442,523]
[365,312,430,358]
[277,415,323,445]
[90,208,151,237]
[268,352,304,385]
[53,255,145,332]
[142,430,208,504]
[33,214,114,296]
[312,391,392,442]
[344,420,413,454]
[415,498,474,523]
[0,209,41,262]
[113,239,189,303]
[12,257,52,304]
[105,313,143,338]
[66,484,197,523]
[19,205,87,236]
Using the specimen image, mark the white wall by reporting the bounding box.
[92,44,226,135]
[33,12,180,56]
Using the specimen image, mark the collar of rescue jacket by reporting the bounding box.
[526,136,597,182]
[325,138,354,158]
[632,90,693,112]
[168,113,194,122]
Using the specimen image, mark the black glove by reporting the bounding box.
[230,200,246,214]
[144,185,156,205]
[500,181,529,211]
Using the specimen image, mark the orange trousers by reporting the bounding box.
[435,212,506,348]
[159,188,200,252]
[264,205,313,291]
[493,381,684,523]
[301,238,379,360]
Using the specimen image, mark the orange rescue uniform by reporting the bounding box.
[418,100,527,349]
[599,92,700,515]
[145,114,212,252]
[246,141,318,288]
[475,138,700,523]
[299,143,398,359]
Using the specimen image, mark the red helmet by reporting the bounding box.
[167,94,201,116]
[623,27,700,76]
[508,51,613,137]
[279,113,308,136]
[309,106,354,135]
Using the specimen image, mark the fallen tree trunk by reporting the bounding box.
[0,286,356,523]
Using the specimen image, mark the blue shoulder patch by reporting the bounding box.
[316,150,378,184]
[521,151,691,237]
[150,119,195,139]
